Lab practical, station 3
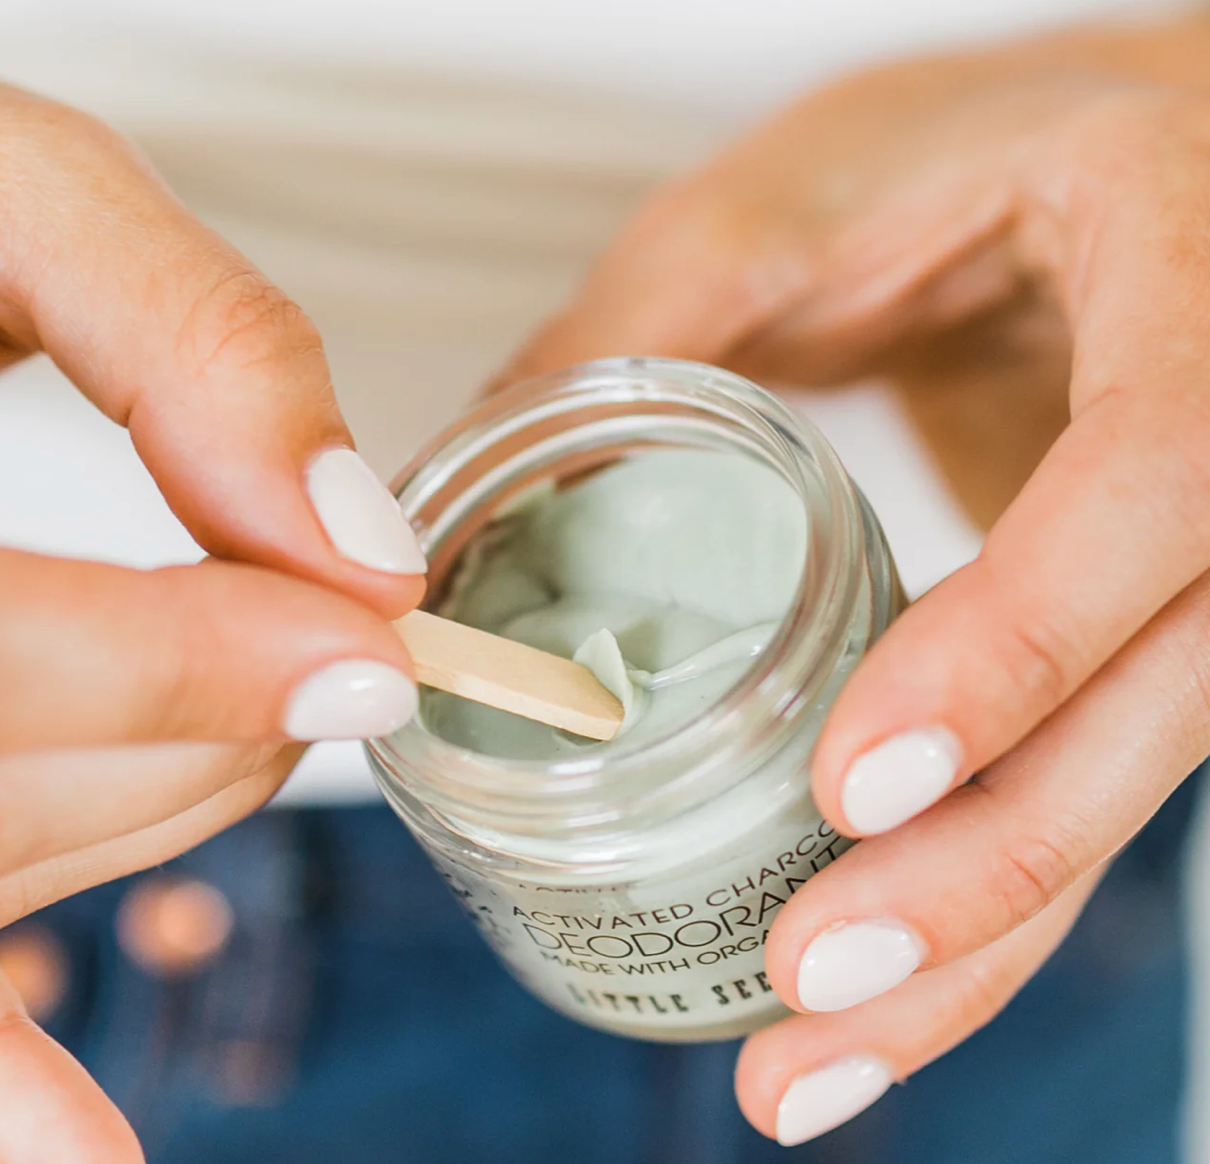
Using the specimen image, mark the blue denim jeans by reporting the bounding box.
[26,765,1202,1164]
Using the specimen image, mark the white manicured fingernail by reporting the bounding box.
[306,448,427,574]
[777,1056,893,1146]
[841,727,961,834]
[797,920,924,1012]
[284,660,417,740]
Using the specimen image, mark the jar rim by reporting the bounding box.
[366,357,868,825]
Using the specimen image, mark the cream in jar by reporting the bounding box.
[423,448,806,758]
[367,358,904,1042]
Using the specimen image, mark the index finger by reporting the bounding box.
[0,86,425,616]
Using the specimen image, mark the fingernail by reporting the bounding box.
[306,448,427,574]
[797,920,924,1012]
[840,726,962,834]
[283,660,417,740]
[777,1056,893,1146]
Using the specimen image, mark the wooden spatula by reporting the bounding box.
[394,609,625,741]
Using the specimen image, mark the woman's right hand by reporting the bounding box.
[499,14,1210,1145]
[0,84,427,1162]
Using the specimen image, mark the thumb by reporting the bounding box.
[0,971,142,1164]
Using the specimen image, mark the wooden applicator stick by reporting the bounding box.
[394,610,624,741]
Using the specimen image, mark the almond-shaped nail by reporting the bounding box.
[797,920,924,1012]
[306,448,427,574]
[840,727,961,834]
[777,1055,893,1145]
[283,659,417,740]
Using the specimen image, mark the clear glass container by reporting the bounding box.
[367,358,904,1042]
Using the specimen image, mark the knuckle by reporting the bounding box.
[133,569,229,741]
[945,950,1025,1042]
[987,824,1080,931]
[994,608,1079,711]
[175,266,324,380]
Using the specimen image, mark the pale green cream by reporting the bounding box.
[420,450,807,760]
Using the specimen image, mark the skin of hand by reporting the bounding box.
[499,15,1210,1146]
[0,86,429,1161]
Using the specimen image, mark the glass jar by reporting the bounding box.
[367,358,904,1042]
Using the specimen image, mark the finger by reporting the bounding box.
[736,878,1093,1145]
[800,90,1210,835]
[491,173,816,388]
[0,86,424,615]
[0,969,142,1163]
[0,744,296,927]
[492,71,1050,390]
[0,548,418,752]
[0,739,299,900]
[762,566,1210,1017]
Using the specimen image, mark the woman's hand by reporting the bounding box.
[0,85,426,1161]
[500,18,1210,1144]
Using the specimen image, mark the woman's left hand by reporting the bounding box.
[497,19,1210,1144]
[0,85,427,1163]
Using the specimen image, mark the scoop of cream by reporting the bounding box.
[573,628,644,727]
[573,623,780,737]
